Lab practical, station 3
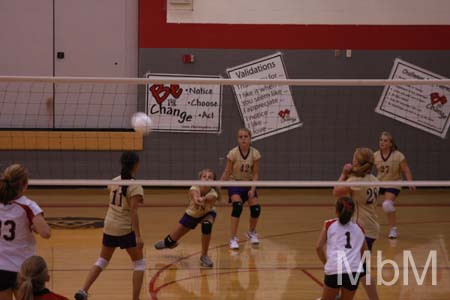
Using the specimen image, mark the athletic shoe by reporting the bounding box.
[74,290,88,300]
[200,255,214,268]
[154,240,178,250]
[229,237,239,250]
[388,227,398,239]
[246,231,260,244]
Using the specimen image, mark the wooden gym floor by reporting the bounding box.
[27,188,450,300]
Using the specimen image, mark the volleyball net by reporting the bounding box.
[0,75,450,187]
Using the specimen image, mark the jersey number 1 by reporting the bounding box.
[345,231,352,249]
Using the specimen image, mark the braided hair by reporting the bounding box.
[0,164,29,205]
[336,196,355,225]
[120,151,140,196]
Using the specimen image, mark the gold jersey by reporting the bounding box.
[227,146,261,181]
[374,150,405,189]
[104,176,144,236]
[347,174,380,239]
[185,186,218,218]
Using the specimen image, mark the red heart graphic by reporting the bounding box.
[150,84,170,105]
[439,96,447,105]
[278,110,286,118]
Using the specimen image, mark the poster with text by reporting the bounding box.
[145,73,222,133]
[376,59,450,138]
[226,53,302,141]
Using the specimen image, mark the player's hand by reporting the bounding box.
[248,189,255,199]
[31,224,38,233]
[194,196,205,207]
[409,185,416,192]
[342,163,353,176]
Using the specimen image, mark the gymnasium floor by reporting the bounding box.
[28,188,450,300]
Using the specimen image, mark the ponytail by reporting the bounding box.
[336,196,355,225]
[120,151,140,195]
[16,278,34,300]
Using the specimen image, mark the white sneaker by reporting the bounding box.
[200,255,214,268]
[229,237,239,250]
[388,227,398,239]
[246,231,260,244]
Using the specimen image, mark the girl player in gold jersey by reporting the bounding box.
[154,169,220,267]
[374,131,415,239]
[75,151,145,300]
[221,128,261,250]
[333,147,380,300]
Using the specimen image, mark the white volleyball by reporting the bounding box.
[131,112,153,135]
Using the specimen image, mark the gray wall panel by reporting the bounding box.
[1,49,449,182]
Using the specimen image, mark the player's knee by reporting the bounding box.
[94,257,109,270]
[201,221,213,235]
[382,199,396,213]
[133,259,146,271]
[231,201,243,218]
[250,204,261,218]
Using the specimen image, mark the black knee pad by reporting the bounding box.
[201,221,213,235]
[250,204,261,218]
[231,201,243,218]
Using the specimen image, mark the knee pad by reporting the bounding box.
[94,257,109,270]
[231,201,243,218]
[133,259,146,271]
[382,199,396,213]
[250,204,261,218]
[201,221,213,235]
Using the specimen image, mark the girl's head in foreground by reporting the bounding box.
[16,256,49,300]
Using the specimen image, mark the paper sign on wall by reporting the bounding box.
[145,73,222,133]
[226,53,302,141]
[375,59,450,138]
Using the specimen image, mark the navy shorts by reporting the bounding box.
[103,231,137,249]
[379,188,400,196]
[179,211,217,229]
[324,273,362,291]
[365,237,376,252]
[0,270,17,291]
[227,187,258,203]
[360,236,376,277]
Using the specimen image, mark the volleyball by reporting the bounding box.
[131,112,153,135]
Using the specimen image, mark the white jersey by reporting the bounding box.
[0,196,43,272]
[324,219,365,275]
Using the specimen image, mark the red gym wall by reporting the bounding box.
[139,0,450,50]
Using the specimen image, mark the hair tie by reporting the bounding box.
[342,200,352,210]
